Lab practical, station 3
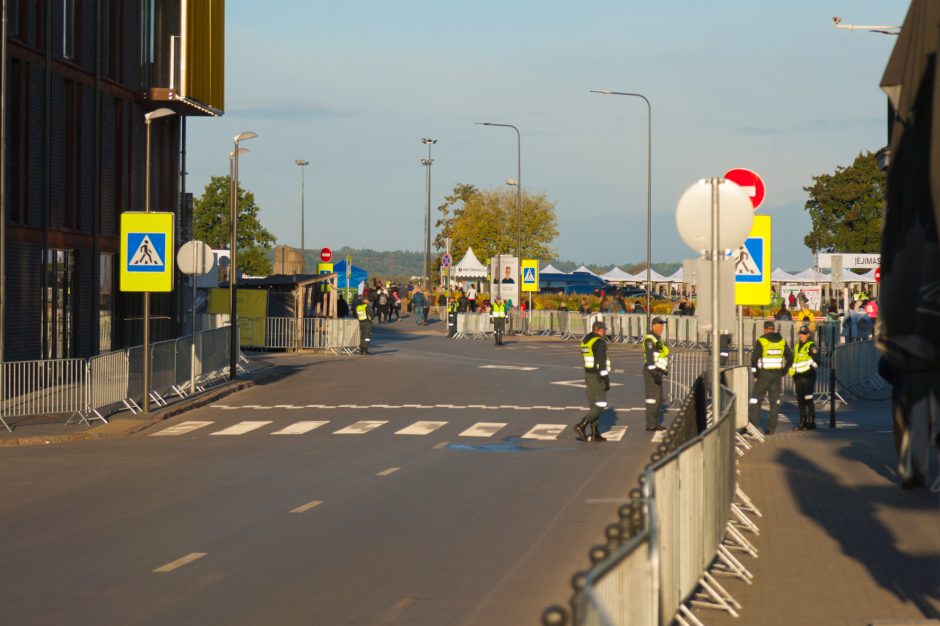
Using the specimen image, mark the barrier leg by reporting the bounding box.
[677,606,706,626]
[724,522,759,558]
[0,415,13,432]
[735,486,763,517]
[730,503,760,535]
[713,544,754,583]
[690,572,740,618]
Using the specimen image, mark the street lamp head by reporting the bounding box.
[145,107,175,122]
[506,178,518,186]
[590,89,613,95]
[234,131,258,143]
[295,159,309,166]
[475,122,491,126]
[229,147,249,159]
[421,158,433,166]
[421,137,437,145]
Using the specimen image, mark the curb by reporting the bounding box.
[0,366,283,447]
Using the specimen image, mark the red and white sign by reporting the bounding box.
[320,247,332,263]
[724,168,766,211]
[874,267,881,283]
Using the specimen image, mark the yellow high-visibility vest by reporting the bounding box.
[792,341,817,374]
[643,333,670,371]
[757,336,786,370]
[580,335,611,371]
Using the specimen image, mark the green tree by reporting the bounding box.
[194,175,276,276]
[803,152,885,253]
[434,183,559,261]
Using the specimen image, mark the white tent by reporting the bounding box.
[600,267,637,283]
[771,267,806,282]
[541,264,567,275]
[793,268,829,283]
[666,268,684,282]
[857,268,878,282]
[451,247,487,279]
[572,265,601,277]
[645,269,670,282]
[847,269,876,283]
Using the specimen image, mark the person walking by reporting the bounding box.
[355,296,373,355]
[573,320,611,442]
[491,295,507,345]
[789,325,820,430]
[643,317,670,431]
[411,289,428,326]
[467,285,477,312]
[749,320,793,434]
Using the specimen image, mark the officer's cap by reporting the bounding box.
[592,320,607,330]
[651,316,667,325]
[798,326,811,335]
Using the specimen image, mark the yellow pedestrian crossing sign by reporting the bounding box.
[521,259,539,292]
[120,212,174,292]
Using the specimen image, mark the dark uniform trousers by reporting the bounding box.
[749,370,784,432]
[493,318,506,345]
[643,369,664,429]
[358,320,372,354]
[584,371,608,426]
[794,374,816,424]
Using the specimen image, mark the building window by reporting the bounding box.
[8,58,28,225]
[9,0,19,38]
[107,0,125,81]
[45,249,75,359]
[65,80,81,229]
[63,0,76,60]
[99,254,114,352]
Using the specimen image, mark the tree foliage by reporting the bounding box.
[434,183,559,261]
[803,152,884,253]
[194,175,276,276]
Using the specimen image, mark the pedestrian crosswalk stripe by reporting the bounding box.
[271,421,329,435]
[211,420,272,436]
[459,422,508,438]
[522,424,567,440]
[334,420,387,435]
[150,421,214,436]
[395,421,448,435]
[604,426,628,442]
[211,403,646,412]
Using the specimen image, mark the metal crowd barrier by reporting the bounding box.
[832,340,886,400]
[455,313,490,340]
[303,318,360,354]
[558,369,756,626]
[0,358,88,432]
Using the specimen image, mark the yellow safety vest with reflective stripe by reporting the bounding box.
[643,334,670,371]
[356,303,370,321]
[757,336,786,370]
[492,302,506,318]
[791,340,817,375]
[580,335,611,371]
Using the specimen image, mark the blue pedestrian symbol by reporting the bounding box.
[734,237,763,283]
[523,267,536,284]
[127,233,166,272]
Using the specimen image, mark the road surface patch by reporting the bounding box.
[395,421,447,435]
[210,421,272,436]
[521,424,567,440]
[271,421,329,435]
[153,552,207,573]
[334,420,388,435]
[289,500,323,513]
[150,421,214,436]
[459,422,508,438]
[376,467,400,476]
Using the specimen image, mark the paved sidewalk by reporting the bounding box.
[695,401,939,626]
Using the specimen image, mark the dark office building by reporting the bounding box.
[2,0,224,361]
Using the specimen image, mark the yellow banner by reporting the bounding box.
[207,288,267,347]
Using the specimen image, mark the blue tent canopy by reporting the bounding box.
[332,260,368,289]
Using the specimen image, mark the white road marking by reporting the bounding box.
[210,421,272,436]
[290,500,323,513]
[433,441,450,449]
[153,552,207,573]
[150,421,214,436]
[211,403,645,413]
[334,420,388,435]
[376,467,400,476]
[479,365,538,371]
[522,424,567,440]
[459,422,507,438]
[651,431,667,443]
[395,421,448,435]
[604,426,629,442]
[550,380,623,388]
[271,421,329,435]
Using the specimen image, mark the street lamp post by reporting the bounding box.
[476,123,522,261]
[141,107,175,415]
[229,131,257,381]
[421,138,436,289]
[294,160,309,273]
[591,89,652,329]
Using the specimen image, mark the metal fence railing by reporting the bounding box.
[0,358,88,432]
[546,367,763,626]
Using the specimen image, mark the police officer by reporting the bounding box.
[790,325,820,430]
[355,295,373,355]
[573,319,611,442]
[491,295,507,345]
[447,297,459,338]
[643,317,669,432]
[749,320,793,434]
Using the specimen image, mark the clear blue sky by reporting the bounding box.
[186,0,906,271]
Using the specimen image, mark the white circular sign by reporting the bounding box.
[675,179,754,253]
[177,240,215,276]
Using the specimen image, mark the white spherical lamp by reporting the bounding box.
[675,179,755,252]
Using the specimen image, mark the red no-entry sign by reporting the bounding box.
[320,247,332,263]
[875,267,881,283]
[724,168,766,211]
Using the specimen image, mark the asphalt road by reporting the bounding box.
[0,322,662,626]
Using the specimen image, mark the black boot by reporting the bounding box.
[591,423,607,442]
[573,419,589,441]
[794,412,806,431]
